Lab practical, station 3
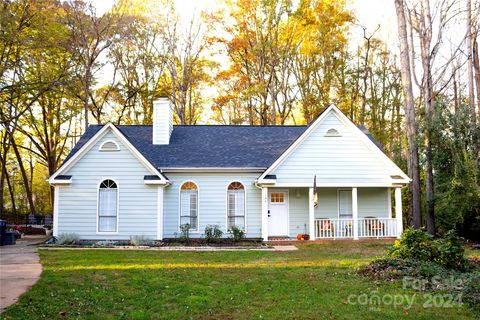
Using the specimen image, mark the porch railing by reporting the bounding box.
[358,218,397,238]
[315,218,397,239]
[315,219,354,239]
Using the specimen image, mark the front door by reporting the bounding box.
[268,190,289,236]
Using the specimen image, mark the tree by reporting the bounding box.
[64,0,116,130]
[165,6,212,125]
[109,0,170,124]
[394,0,422,228]
[210,0,351,125]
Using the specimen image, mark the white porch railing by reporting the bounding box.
[315,218,398,239]
[358,218,397,238]
[315,219,354,239]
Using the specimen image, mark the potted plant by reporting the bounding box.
[301,224,310,240]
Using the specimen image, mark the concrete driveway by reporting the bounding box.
[0,235,46,313]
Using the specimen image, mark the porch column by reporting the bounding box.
[395,187,403,239]
[261,187,268,241]
[308,187,315,240]
[157,186,164,240]
[352,187,358,240]
[53,186,59,237]
[387,187,392,218]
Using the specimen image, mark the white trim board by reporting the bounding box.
[157,186,164,240]
[53,186,59,237]
[49,123,168,185]
[258,105,410,183]
[255,182,404,188]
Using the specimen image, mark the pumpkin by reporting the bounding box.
[296,233,303,240]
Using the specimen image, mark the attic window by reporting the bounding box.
[99,140,120,151]
[325,128,341,137]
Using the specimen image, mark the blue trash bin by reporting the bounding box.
[3,231,15,245]
[0,220,6,246]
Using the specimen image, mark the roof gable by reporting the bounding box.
[258,105,410,185]
[49,123,167,184]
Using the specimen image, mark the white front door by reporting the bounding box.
[268,190,289,236]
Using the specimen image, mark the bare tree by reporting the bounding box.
[394,0,422,228]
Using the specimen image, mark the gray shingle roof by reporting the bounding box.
[63,123,382,170]
[65,125,307,169]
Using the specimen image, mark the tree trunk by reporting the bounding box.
[394,0,422,229]
[0,149,6,218]
[467,0,476,124]
[9,134,36,216]
[419,0,435,235]
[473,37,480,167]
[453,66,459,114]
[5,169,17,217]
[474,39,480,115]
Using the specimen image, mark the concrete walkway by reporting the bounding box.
[42,244,298,252]
[0,235,46,313]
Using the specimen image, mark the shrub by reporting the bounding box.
[179,223,191,242]
[204,225,223,243]
[56,233,80,245]
[434,230,467,270]
[462,272,480,314]
[228,226,245,242]
[130,235,154,246]
[358,258,450,282]
[389,227,437,261]
[389,228,468,270]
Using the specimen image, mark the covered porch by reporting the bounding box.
[260,186,404,241]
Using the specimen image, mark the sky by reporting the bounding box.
[91,0,401,45]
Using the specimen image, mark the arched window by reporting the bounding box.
[227,182,245,230]
[180,181,198,231]
[98,179,118,233]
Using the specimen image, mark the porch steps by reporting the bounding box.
[267,236,292,241]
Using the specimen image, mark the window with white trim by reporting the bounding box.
[227,182,245,230]
[98,179,118,232]
[338,190,353,219]
[180,181,198,230]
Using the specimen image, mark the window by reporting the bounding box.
[325,128,341,137]
[227,182,245,230]
[99,140,120,151]
[180,181,198,230]
[98,179,118,232]
[338,190,353,219]
[270,192,285,203]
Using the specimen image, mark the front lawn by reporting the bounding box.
[3,242,477,319]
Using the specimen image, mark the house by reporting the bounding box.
[49,98,410,241]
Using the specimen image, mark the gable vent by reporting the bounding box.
[99,140,120,151]
[325,128,341,137]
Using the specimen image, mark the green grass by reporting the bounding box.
[3,241,476,319]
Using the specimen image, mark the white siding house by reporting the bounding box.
[50,101,409,241]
